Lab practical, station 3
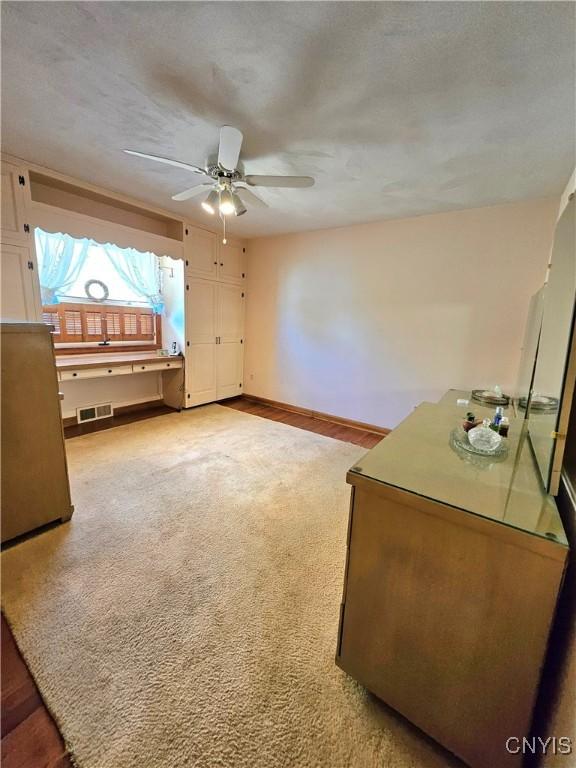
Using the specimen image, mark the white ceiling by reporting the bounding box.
[2,2,575,238]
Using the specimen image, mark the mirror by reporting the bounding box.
[528,195,575,494]
[515,287,545,410]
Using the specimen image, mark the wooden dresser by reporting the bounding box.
[1,323,73,543]
[336,397,568,768]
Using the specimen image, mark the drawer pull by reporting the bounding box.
[107,369,113,373]
[72,372,77,377]
[141,366,146,370]
[166,363,171,367]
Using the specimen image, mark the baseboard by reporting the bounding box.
[62,398,169,427]
[241,393,390,436]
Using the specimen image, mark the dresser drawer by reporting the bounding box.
[60,365,134,381]
[132,360,182,373]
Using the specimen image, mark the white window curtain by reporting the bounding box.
[103,246,164,313]
[35,229,164,312]
[35,230,90,305]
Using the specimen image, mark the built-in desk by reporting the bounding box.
[55,352,184,412]
[336,398,568,768]
[55,351,183,380]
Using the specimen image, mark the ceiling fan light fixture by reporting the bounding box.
[201,189,219,215]
[231,192,247,217]
[219,187,235,216]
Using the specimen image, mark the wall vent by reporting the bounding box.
[76,403,114,424]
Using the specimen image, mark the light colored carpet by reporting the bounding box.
[2,405,460,768]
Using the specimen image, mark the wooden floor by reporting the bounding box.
[1,396,384,766]
[222,396,383,448]
[1,616,72,768]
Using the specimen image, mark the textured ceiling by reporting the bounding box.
[1,2,575,237]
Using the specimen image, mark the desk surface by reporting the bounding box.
[55,352,183,371]
[349,400,567,547]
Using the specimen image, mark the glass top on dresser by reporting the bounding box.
[349,397,567,546]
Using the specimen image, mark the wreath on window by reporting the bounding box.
[84,279,109,302]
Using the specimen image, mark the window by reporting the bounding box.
[36,229,164,350]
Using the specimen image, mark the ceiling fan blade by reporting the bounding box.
[245,175,315,188]
[235,186,269,209]
[171,184,213,202]
[124,149,208,176]
[218,126,243,172]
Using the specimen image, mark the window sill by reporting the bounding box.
[55,343,161,356]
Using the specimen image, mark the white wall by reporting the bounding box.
[245,198,558,429]
[160,256,185,355]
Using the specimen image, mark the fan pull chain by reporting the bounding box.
[219,208,227,244]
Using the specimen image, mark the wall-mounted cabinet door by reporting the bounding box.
[217,284,244,342]
[216,341,244,399]
[185,278,217,344]
[1,242,41,322]
[184,227,218,280]
[218,241,245,284]
[185,343,217,406]
[1,162,29,245]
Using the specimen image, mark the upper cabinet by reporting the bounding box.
[184,225,245,285]
[184,227,219,280]
[218,241,246,284]
[1,160,41,322]
[0,242,41,322]
[1,161,29,245]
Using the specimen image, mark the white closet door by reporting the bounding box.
[218,241,245,284]
[217,284,244,342]
[185,343,217,406]
[183,278,245,406]
[1,242,41,322]
[184,228,218,280]
[184,278,218,406]
[185,278,217,344]
[216,342,244,400]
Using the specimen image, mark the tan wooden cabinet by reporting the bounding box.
[337,401,568,768]
[1,323,73,542]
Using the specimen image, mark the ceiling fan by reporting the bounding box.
[124,126,315,220]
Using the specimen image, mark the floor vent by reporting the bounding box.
[76,403,114,424]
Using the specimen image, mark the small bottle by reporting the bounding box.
[490,406,504,432]
[462,412,477,432]
[499,417,510,438]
